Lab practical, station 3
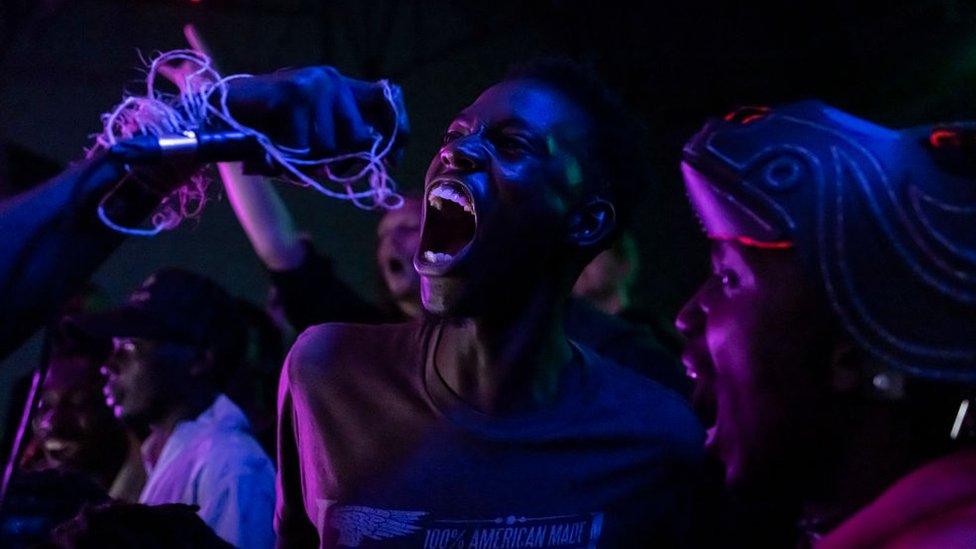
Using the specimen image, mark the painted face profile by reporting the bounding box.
[676,232,833,489]
[677,101,976,490]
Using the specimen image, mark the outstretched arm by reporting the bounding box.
[0,155,163,358]
[2,54,404,360]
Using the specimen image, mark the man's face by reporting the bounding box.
[376,197,422,310]
[415,79,594,316]
[32,355,123,472]
[676,239,834,491]
[101,337,195,426]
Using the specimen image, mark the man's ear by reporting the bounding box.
[567,198,616,248]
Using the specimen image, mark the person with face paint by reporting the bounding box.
[677,102,976,546]
[274,59,703,547]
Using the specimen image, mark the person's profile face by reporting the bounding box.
[415,78,595,316]
[376,197,422,312]
[101,337,193,426]
[676,239,834,492]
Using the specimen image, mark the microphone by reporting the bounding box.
[108,130,264,164]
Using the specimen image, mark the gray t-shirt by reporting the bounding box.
[276,321,702,548]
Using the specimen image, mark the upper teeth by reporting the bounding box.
[428,184,474,214]
[45,440,68,451]
[424,251,454,264]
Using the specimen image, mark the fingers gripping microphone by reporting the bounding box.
[109,130,264,164]
[94,49,407,239]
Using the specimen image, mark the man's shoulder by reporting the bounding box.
[168,426,273,495]
[285,320,424,383]
[824,448,976,548]
[886,502,976,548]
[191,401,274,474]
[582,344,688,412]
[566,300,689,394]
[581,346,704,460]
[199,429,274,474]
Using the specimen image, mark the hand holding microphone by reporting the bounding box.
[96,26,410,236]
[123,24,409,169]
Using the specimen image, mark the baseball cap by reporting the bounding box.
[67,268,236,348]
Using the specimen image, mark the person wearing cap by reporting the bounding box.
[71,268,275,549]
[676,101,976,546]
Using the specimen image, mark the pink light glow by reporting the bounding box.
[710,234,794,250]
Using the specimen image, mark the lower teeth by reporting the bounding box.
[424,251,454,263]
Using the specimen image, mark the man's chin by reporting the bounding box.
[420,276,477,318]
[117,407,151,431]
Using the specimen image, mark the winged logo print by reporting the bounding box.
[329,505,428,547]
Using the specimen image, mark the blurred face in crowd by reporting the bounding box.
[101,337,199,427]
[32,354,126,476]
[676,232,835,492]
[572,247,632,313]
[376,197,423,316]
[415,79,600,316]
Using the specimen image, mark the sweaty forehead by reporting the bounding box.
[457,79,591,137]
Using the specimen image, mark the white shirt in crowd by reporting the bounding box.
[140,393,275,548]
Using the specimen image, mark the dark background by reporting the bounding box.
[2,0,976,430]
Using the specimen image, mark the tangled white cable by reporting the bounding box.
[91,49,404,236]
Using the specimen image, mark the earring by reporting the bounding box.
[865,366,905,401]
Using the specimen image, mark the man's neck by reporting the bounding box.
[144,391,217,467]
[434,289,573,415]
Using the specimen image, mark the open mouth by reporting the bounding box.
[387,258,404,274]
[43,438,81,463]
[682,351,719,449]
[418,179,477,270]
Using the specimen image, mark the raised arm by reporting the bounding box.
[159,26,306,271]
[217,162,306,271]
